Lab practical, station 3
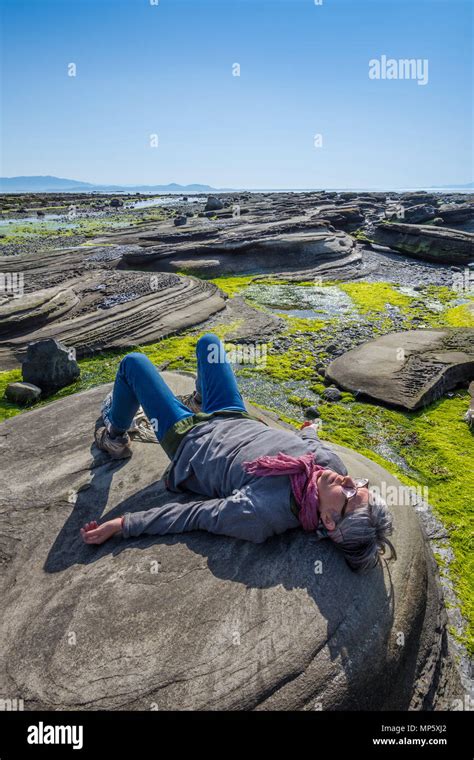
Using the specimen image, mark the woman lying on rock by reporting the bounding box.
[81,333,396,572]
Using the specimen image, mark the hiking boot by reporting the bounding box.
[95,426,132,459]
[177,391,202,414]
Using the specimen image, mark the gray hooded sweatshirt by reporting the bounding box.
[121,416,347,543]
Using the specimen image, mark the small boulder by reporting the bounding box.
[110,198,123,208]
[5,382,41,405]
[22,338,80,396]
[401,204,437,224]
[205,196,224,212]
[304,405,320,419]
[323,386,342,402]
[174,215,187,227]
[466,381,474,428]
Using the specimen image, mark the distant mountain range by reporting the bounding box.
[0,175,472,194]
[0,175,222,193]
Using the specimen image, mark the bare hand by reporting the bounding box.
[80,518,122,545]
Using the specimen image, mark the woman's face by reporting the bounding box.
[317,469,369,532]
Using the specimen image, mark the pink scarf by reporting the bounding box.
[242,451,325,532]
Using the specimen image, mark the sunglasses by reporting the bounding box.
[340,478,369,519]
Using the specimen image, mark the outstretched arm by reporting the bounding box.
[81,485,272,546]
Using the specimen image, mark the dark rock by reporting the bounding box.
[399,192,440,206]
[372,222,474,265]
[437,203,474,225]
[401,205,437,224]
[22,338,80,396]
[174,215,187,227]
[205,196,224,212]
[110,199,123,208]
[317,206,365,231]
[322,386,342,402]
[304,405,320,419]
[5,381,41,405]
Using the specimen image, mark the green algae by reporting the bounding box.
[443,303,474,327]
[209,275,259,298]
[337,281,413,313]
[320,394,473,655]
[0,208,167,248]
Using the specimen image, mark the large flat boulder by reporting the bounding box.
[326,328,474,411]
[0,374,461,710]
[371,222,473,264]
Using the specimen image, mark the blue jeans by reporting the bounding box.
[109,333,246,441]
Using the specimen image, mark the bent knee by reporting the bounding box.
[120,352,151,372]
[196,333,221,350]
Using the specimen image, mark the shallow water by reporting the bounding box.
[236,373,320,420]
[243,283,357,321]
[0,215,78,228]
[127,196,202,209]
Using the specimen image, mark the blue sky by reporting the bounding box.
[1,0,472,188]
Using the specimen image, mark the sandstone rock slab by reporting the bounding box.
[0,268,226,370]
[326,329,474,410]
[0,374,461,710]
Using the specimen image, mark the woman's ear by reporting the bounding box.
[320,511,336,532]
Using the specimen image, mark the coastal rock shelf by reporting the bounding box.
[0,374,462,711]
